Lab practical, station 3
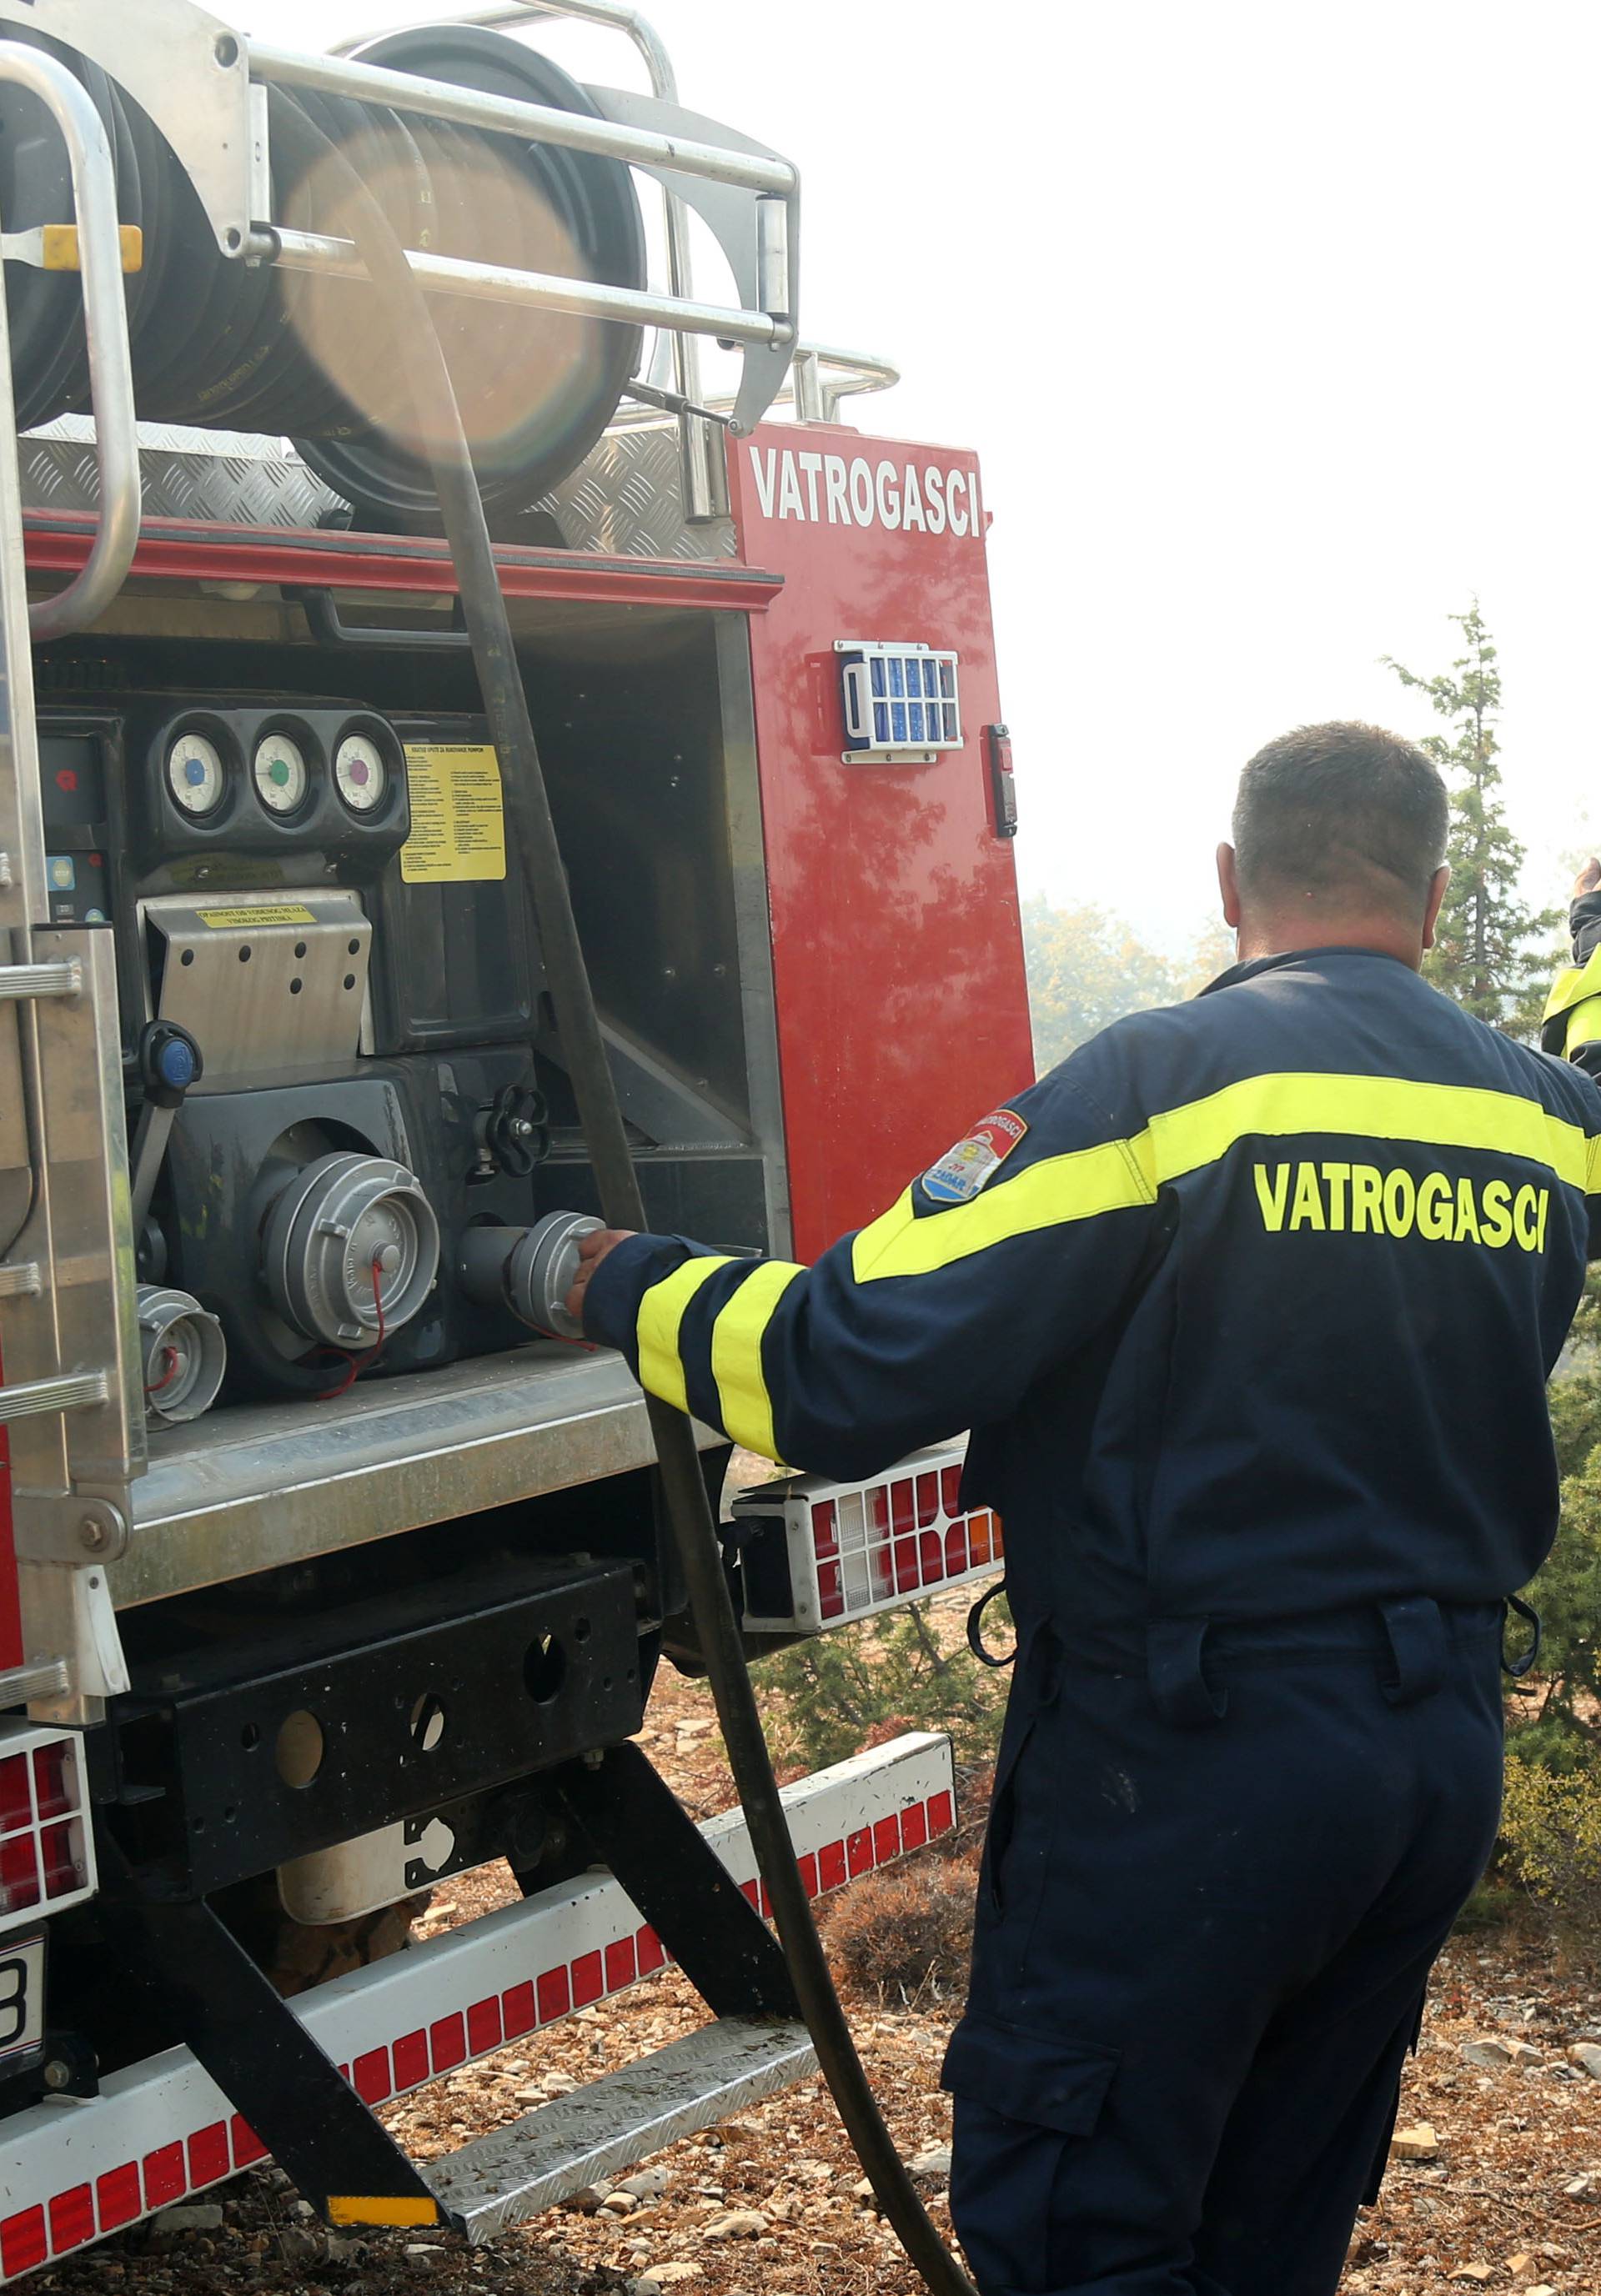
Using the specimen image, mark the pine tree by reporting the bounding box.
[1384,603,1557,1036]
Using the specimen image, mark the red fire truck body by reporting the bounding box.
[728,426,1029,1254]
[0,2,1029,2275]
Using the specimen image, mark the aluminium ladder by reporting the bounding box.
[0,43,146,1727]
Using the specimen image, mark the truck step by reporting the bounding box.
[426,2017,816,2241]
[0,1733,952,2284]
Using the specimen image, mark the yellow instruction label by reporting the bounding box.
[196,904,317,929]
[400,743,506,885]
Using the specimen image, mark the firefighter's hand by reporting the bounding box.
[1576,858,1601,899]
[565,1226,635,1325]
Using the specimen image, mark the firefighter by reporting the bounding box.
[567,720,1601,2296]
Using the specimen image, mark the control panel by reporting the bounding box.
[133,704,410,865]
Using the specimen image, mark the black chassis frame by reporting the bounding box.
[103,1551,646,1899]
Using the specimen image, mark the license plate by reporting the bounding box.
[0,1933,45,2067]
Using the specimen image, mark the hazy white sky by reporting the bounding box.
[257,0,1601,952]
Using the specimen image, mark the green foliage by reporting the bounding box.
[1384,603,1558,1037]
[1550,1268,1601,1479]
[1022,895,1233,1074]
[1511,1446,1601,1772]
[755,1598,1011,1774]
[1380,604,1601,1935]
[1498,1755,1601,1936]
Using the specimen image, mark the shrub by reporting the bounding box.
[753,1597,1011,1774]
[1498,1752,1601,1939]
[1551,1267,1601,1477]
[1510,1447,1601,1772]
[824,1852,976,2004]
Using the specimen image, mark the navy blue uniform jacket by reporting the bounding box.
[583,947,1601,1647]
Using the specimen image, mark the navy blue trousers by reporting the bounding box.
[941,1602,1506,2296]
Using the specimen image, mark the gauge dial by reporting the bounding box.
[253,731,309,815]
[334,732,388,815]
[166,732,226,817]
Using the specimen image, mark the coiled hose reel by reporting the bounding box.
[0,23,647,532]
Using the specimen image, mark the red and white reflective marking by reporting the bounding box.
[0,1732,954,2283]
[735,1441,1003,1632]
[0,1723,96,1936]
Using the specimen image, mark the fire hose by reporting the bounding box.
[262,85,978,2296]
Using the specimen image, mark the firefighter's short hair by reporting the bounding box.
[1232,720,1448,905]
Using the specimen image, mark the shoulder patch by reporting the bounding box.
[921,1109,1030,1205]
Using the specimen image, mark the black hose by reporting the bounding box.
[267,89,976,2296]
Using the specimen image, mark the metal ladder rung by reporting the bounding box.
[420,2017,817,2241]
[0,1369,109,1425]
[0,960,81,1003]
[0,1657,70,1705]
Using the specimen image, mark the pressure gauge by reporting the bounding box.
[253,731,309,816]
[334,731,388,815]
[166,732,226,818]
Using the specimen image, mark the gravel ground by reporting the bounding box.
[28,1647,1601,2296]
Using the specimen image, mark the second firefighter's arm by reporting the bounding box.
[1541,867,1601,1256]
[578,1044,1163,1481]
[1543,869,1601,1075]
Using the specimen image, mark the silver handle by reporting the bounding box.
[0,1368,109,1425]
[249,40,795,195]
[263,226,791,349]
[0,959,81,1003]
[0,43,142,640]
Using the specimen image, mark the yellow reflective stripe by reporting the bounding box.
[1566,997,1601,1055]
[852,1135,1155,1283]
[710,1261,805,1458]
[1148,1072,1588,1192]
[1545,946,1601,1025]
[328,2198,439,2228]
[635,1256,733,1413]
[854,1069,1598,1286]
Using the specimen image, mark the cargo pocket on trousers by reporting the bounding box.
[941,2013,1120,2136]
[941,2018,1121,2294]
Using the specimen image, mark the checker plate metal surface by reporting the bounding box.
[21,419,736,559]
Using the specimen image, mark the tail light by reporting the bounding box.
[0,1723,96,1929]
[735,1439,1003,1633]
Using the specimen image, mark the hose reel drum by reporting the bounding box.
[0,23,649,531]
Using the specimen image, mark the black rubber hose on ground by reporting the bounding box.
[264,90,976,2296]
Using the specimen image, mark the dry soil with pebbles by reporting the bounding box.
[28,1652,1601,2296]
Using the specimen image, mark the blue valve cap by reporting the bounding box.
[158,1038,196,1090]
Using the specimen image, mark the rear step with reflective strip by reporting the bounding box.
[0,1732,954,2284]
[426,2018,817,2240]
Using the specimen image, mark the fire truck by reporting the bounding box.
[0,3,1031,2279]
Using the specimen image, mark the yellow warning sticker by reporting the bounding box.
[196,904,317,929]
[400,743,506,885]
